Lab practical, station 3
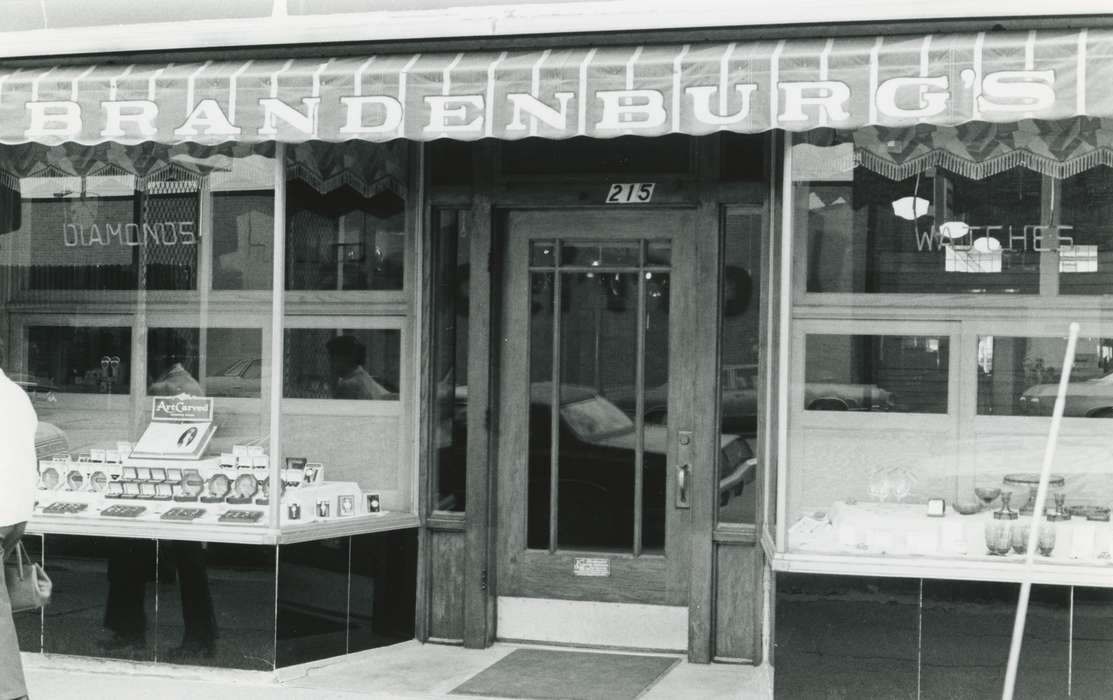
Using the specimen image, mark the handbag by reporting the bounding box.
[4,542,52,613]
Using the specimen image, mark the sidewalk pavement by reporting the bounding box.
[24,641,774,699]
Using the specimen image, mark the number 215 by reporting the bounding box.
[606,183,655,203]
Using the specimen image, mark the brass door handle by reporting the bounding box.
[676,430,692,509]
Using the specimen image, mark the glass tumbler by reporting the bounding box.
[1011,522,1030,554]
[985,520,1012,555]
[1037,523,1057,557]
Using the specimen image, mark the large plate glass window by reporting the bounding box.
[280,142,415,520]
[780,119,1113,579]
[1,142,276,529]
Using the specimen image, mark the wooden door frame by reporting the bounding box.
[453,136,755,661]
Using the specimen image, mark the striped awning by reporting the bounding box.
[0,28,1110,145]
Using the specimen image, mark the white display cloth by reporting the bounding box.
[790,501,1113,565]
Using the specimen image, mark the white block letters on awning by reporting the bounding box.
[0,29,1110,145]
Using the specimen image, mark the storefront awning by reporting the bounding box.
[1,28,1112,145]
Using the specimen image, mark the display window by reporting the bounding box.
[778,118,1113,583]
[3,140,418,542]
[718,208,763,526]
[429,208,469,513]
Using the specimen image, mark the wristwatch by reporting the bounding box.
[65,469,85,491]
[90,471,109,493]
[201,473,231,503]
[174,471,205,502]
[255,477,270,505]
[39,466,60,490]
[227,473,258,504]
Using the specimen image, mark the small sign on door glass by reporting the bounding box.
[573,557,611,577]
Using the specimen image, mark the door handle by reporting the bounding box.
[676,430,692,509]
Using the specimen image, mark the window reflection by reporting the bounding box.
[285,142,406,291]
[719,211,760,524]
[284,329,400,400]
[804,334,948,413]
[795,139,1042,294]
[1059,165,1113,294]
[212,192,274,290]
[146,328,263,399]
[978,336,1113,417]
[26,326,131,395]
[431,209,468,512]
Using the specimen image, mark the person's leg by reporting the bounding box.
[0,524,30,700]
[171,541,216,655]
[103,539,148,645]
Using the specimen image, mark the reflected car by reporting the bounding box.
[524,383,755,549]
[436,383,756,546]
[205,358,263,397]
[616,364,895,436]
[804,381,895,412]
[11,373,60,412]
[1019,372,1113,417]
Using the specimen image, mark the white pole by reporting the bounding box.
[268,142,286,534]
[1001,322,1080,700]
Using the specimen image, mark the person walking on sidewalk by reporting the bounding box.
[0,341,38,700]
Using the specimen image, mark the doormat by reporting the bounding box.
[451,648,678,700]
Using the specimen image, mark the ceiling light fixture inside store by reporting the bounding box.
[891,196,931,221]
[939,221,972,240]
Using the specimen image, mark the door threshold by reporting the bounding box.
[496,638,686,656]
[497,595,688,652]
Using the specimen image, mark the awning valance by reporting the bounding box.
[798,116,1113,181]
[1,28,1111,145]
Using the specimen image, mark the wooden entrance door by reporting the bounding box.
[495,208,710,648]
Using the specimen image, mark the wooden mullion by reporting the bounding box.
[463,141,497,649]
[687,135,721,664]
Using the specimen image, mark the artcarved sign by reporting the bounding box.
[63,221,197,247]
[152,396,213,422]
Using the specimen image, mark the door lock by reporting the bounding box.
[676,430,692,509]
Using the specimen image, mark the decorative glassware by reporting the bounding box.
[1003,473,1066,516]
[1011,522,1030,555]
[867,470,891,503]
[890,467,915,503]
[1037,523,1057,557]
[994,491,1018,520]
[985,520,1012,556]
[975,487,1001,511]
[1047,492,1071,522]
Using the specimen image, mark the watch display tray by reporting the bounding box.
[218,509,265,524]
[42,502,89,515]
[161,507,207,522]
[101,505,147,518]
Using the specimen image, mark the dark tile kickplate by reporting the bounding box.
[451,648,679,700]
